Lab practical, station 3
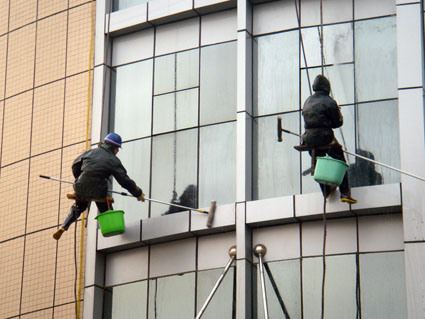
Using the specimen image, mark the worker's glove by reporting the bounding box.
[137,193,145,202]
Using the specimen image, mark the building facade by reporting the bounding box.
[1,0,424,318]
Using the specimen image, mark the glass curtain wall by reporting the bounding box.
[110,37,236,218]
[103,268,235,318]
[253,1,400,200]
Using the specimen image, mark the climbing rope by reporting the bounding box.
[320,196,327,319]
[75,0,95,318]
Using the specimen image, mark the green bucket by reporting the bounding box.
[95,210,125,237]
[314,155,348,186]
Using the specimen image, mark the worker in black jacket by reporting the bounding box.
[301,75,357,204]
[53,133,145,240]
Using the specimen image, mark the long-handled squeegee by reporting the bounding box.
[277,117,425,182]
[39,175,217,227]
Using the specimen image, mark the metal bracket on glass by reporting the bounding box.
[195,245,237,319]
[254,244,292,319]
[254,244,269,319]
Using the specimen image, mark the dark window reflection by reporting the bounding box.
[348,149,383,187]
[151,129,198,218]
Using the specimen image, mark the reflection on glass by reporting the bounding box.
[256,260,301,319]
[357,100,400,184]
[254,31,299,116]
[151,129,198,217]
[355,17,397,102]
[302,255,357,318]
[148,273,195,319]
[253,113,300,199]
[200,42,237,125]
[113,0,148,12]
[360,252,407,318]
[154,49,199,95]
[108,281,147,319]
[323,23,353,65]
[113,138,151,221]
[112,60,153,140]
[153,88,198,134]
[197,268,235,319]
[199,122,236,208]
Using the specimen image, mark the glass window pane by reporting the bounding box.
[153,88,198,134]
[357,100,400,184]
[154,54,175,95]
[253,113,300,200]
[176,49,199,90]
[151,129,198,217]
[302,255,357,318]
[112,60,153,140]
[112,138,151,221]
[323,23,353,65]
[200,41,237,125]
[113,0,148,12]
[256,259,301,318]
[355,17,397,102]
[148,273,195,319]
[104,281,148,319]
[199,122,236,208]
[300,27,322,68]
[254,30,300,116]
[197,268,235,319]
[360,252,408,319]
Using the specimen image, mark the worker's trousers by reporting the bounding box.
[311,146,350,196]
[61,199,111,230]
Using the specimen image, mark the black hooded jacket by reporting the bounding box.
[301,75,343,146]
[71,143,142,200]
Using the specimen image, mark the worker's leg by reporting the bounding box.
[327,147,357,203]
[95,200,111,213]
[53,199,89,240]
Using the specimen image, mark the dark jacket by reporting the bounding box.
[72,144,142,200]
[301,75,343,146]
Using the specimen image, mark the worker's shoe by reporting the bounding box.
[340,194,357,204]
[53,227,66,240]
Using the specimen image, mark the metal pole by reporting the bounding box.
[39,175,210,214]
[195,246,237,319]
[276,123,425,182]
[254,244,269,319]
[264,263,291,319]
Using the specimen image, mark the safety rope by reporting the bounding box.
[320,196,327,319]
[75,0,95,318]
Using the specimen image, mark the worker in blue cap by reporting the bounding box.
[301,75,357,204]
[53,133,145,240]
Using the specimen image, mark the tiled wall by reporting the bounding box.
[0,1,94,318]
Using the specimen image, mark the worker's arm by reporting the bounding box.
[328,98,343,128]
[112,162,143,198]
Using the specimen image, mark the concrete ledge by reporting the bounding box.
[246,195,294,226]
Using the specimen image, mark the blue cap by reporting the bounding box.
[104,132,122,148]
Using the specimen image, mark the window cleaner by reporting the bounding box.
[299,74,357,203]
[48,132,145,240]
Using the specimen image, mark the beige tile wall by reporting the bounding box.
[64,73,92,146]
[35,12,67,87]
[9,0,37,32]
[0,238,24,319]
[5,24,36,98]
[66,3,94,77]
[0,160,29,242]
[27,150,62,233]
[1,90,33,166]
[32,80,65,155]
[20,230,57,314]
[0,35,6,100]
[0,0,95,317]
[0,0,9,36]
[37,0,68,20]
